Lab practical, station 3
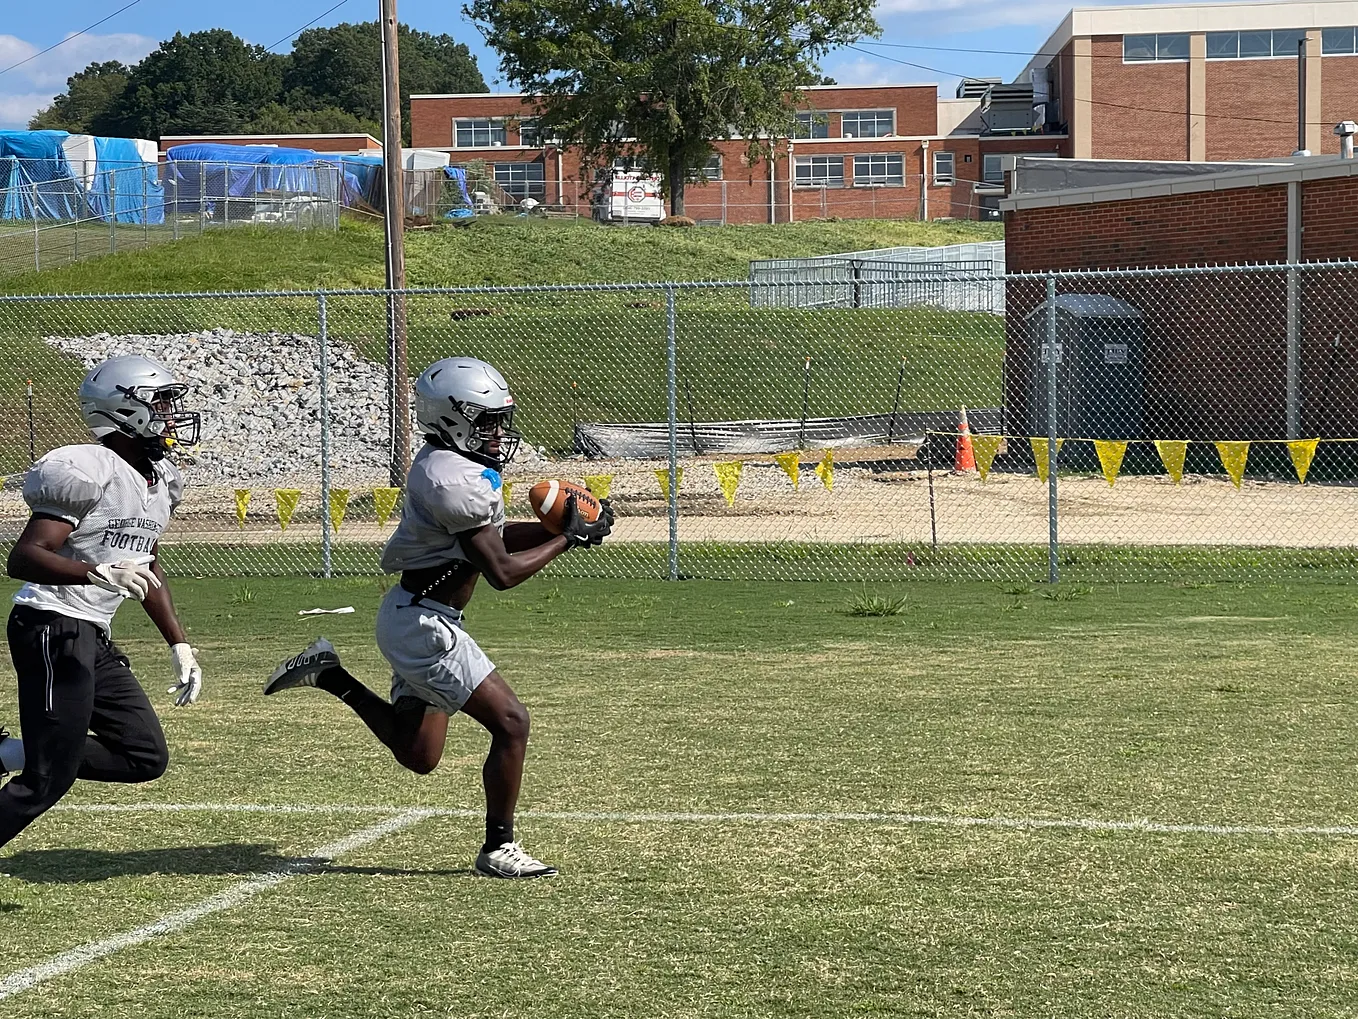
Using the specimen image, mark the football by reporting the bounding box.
[529,479,602,534]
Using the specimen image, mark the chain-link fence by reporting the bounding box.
[0,161,342,278]
[1,263,1356,583]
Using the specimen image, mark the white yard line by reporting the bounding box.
[52,801,1358,838]
[0,808,433,1002]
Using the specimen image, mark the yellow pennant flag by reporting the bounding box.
[1288,438,1319,484]
[328,488,350,534]
[274,488,302,532]
[972,435,1003,482]
[1154,440,1189,484]
[774,452,801,489]
[234,489,251,529]
[1215,441,1250,489]
[373,487,401,526]
[656,468,684,501]
[814,450,834,491]
[713,461,743,507]
[1093,440,1128,487]
[502,481,514,509]
[583,474,614,501]
[1029,438,1065,484]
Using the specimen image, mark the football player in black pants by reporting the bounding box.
[0,355,203,848]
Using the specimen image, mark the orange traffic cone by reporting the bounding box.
[955,405,976,471]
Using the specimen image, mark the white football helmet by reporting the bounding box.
[414,357,521,465]
[79,355,200,460]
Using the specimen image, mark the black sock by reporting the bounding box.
[484,818,514,852]
[316,666,368,703]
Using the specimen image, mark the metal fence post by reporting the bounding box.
[666,285,679,581]
[199,165,207,235]
[109,170,117,254]
[1046,275,1060,584]
[31,183,39,272]
[318,291,332,579]
[142,171,149,247]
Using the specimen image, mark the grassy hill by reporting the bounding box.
[0,217,1005,466]
[0,215,1000,294]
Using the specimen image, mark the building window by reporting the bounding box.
[1207,28,1316,59]
[793,155,845,188]
[852,153,903,187]
[494,161,545,198]
[840,110,894,139]
[794,112,829,139]
[932,151,955,185]
[517,118,542,147]
[612,156,651,172]
[982,154,1005,184]
[688,154,722,182]
[1323,27,1358,54]
[1123,33,1190,61]
[454,118,506,148]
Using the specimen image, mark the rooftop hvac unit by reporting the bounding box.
[956,77,1002,99]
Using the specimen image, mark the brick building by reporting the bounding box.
[1000,158,1358,440]
[1025,0,1358,160]
[408,85,1065,223]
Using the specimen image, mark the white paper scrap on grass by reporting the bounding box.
[297,606,356,615]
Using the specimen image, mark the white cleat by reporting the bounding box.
[475,841,559,879]
[264,638,341,695]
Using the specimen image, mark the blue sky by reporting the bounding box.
[0,0,1098,131]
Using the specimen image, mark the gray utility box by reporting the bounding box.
[1023,293,1145,439]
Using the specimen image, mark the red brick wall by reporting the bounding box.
[1320,55,1358,155]
[1204,59,1298,159]
[802,85,938,136]
[410,96,542,148]
[1301,176,1358,257]
[1089,35,1190,160]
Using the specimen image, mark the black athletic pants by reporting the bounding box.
[0,605,169,848]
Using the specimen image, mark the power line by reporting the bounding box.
[266,0,353,52]
[0,0,144,79]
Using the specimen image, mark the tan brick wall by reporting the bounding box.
[1204,59,1298,159]
[1089,35,1190,160]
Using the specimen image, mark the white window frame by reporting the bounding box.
[840,110,894,139]
[454,118,506,148]
[1322,27,1358,55]
[688,154,723,182]
[794,112,829,139]
[982,154,1005,184]
[793,155,845,188]
[493,161,546,198]
[517,118,544,147]
[1205,28,1317,60]
[1123,33,1190,62]
[852,153,903,187]
[932,151,955,186]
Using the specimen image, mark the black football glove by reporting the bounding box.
[562,494,613,549]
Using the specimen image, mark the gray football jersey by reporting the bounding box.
[13,444,183,632]
[379,443,505,573]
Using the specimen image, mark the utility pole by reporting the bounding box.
[1295,37,1308,155]
[381,0,411,485]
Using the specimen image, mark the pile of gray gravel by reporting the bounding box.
[45,328,398,486]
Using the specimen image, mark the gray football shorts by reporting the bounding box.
[375,583,495,714]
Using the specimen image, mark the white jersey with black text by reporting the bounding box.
[12,444,183,632]
[379,443,505,574]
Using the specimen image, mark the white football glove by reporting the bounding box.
[87,561,162,601]
[168,643,203,707]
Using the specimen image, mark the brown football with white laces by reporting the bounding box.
[529,479,601,534]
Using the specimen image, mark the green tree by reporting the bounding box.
[284,21,485,143]
[95,30,285,139]
[247,102,381,138]
[28,61,130,132]
[464,0,877,215]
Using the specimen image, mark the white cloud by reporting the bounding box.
[824,55,900,85]
[0,31,157,129]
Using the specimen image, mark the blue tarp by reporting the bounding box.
[0,131,87,221]
[89,136,163,225]
[0,130,163,224]
[165,143,359,217]
[443,166,471,208]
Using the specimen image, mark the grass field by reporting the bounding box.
[3,575,1358,1017]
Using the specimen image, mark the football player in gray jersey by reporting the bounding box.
[0,355,204,848]
[266,358,611,878]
